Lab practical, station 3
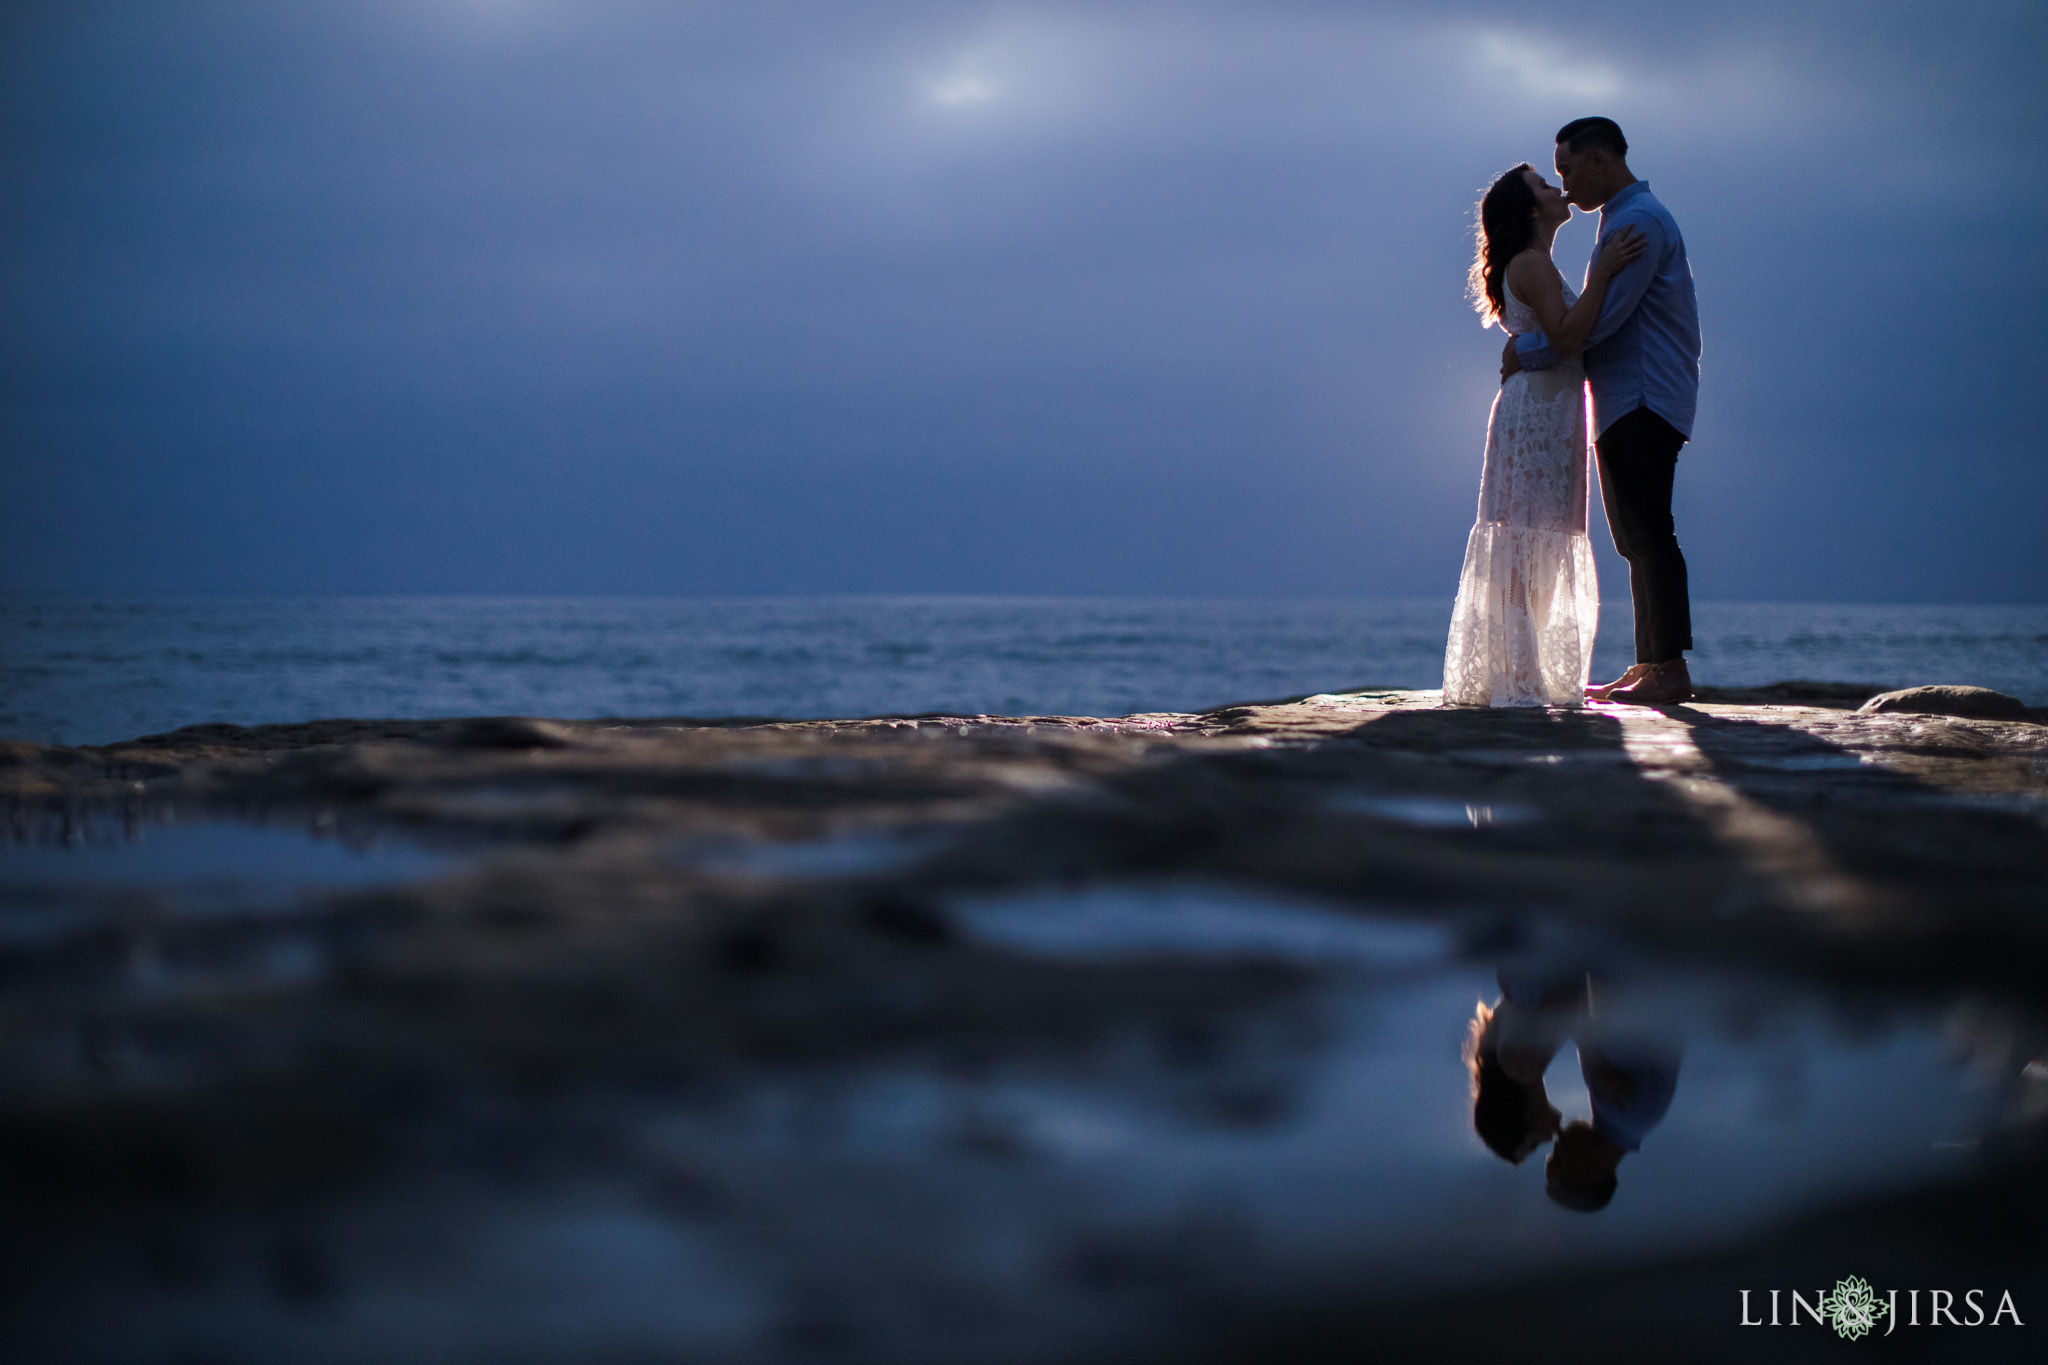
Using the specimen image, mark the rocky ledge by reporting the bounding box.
[9,680,2045,984]
[2,683,2045,1363]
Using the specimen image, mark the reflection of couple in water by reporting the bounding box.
[1467,970,1681,1211]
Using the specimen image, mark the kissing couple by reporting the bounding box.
[1442,117,1702,708]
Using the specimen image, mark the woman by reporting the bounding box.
[1441,165,1643,707]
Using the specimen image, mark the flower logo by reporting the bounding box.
[1819,1275,1888,1341]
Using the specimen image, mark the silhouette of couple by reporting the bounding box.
[1444,116,1702,709]
[1467,967,1682,1212]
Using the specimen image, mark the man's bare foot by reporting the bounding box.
[1607,659,1693,706]
[1586,664,1649,700]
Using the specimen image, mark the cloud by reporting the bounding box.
[927,70,998,106]
[1470,28,1624,100]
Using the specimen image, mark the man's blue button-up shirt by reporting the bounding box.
[1514,180,1701,439]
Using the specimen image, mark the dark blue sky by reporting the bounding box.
[3,0,2043,601]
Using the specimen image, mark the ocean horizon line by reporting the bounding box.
[7,590,2047,607]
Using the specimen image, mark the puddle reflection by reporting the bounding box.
[3,879,2043,1363]
[0,818,449,901]
[1324,793,1536,829]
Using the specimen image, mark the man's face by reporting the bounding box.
[1553,142,1594,207]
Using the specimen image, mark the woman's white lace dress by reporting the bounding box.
[1441,283,1600,707]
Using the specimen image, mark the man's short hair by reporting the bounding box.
[1555,117,1628,158]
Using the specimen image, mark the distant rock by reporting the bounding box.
[1858,685,2028,720]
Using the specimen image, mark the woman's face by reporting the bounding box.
[1523,168,1570,228]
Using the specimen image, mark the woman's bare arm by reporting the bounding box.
[1502,227,1644,359]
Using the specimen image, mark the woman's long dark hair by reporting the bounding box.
[1467,163,1538,325]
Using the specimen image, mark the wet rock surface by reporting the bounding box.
[3,687,2046,1362]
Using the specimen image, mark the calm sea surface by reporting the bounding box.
[3,596,2043,746]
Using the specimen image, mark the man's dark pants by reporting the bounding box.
[1594,406,1691,665]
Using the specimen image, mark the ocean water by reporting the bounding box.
[2,596,2043,747]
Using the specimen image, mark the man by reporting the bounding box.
[1503,117,1702,705]
[1467,968,1682,1214]
[1545,1030,1682,1214]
